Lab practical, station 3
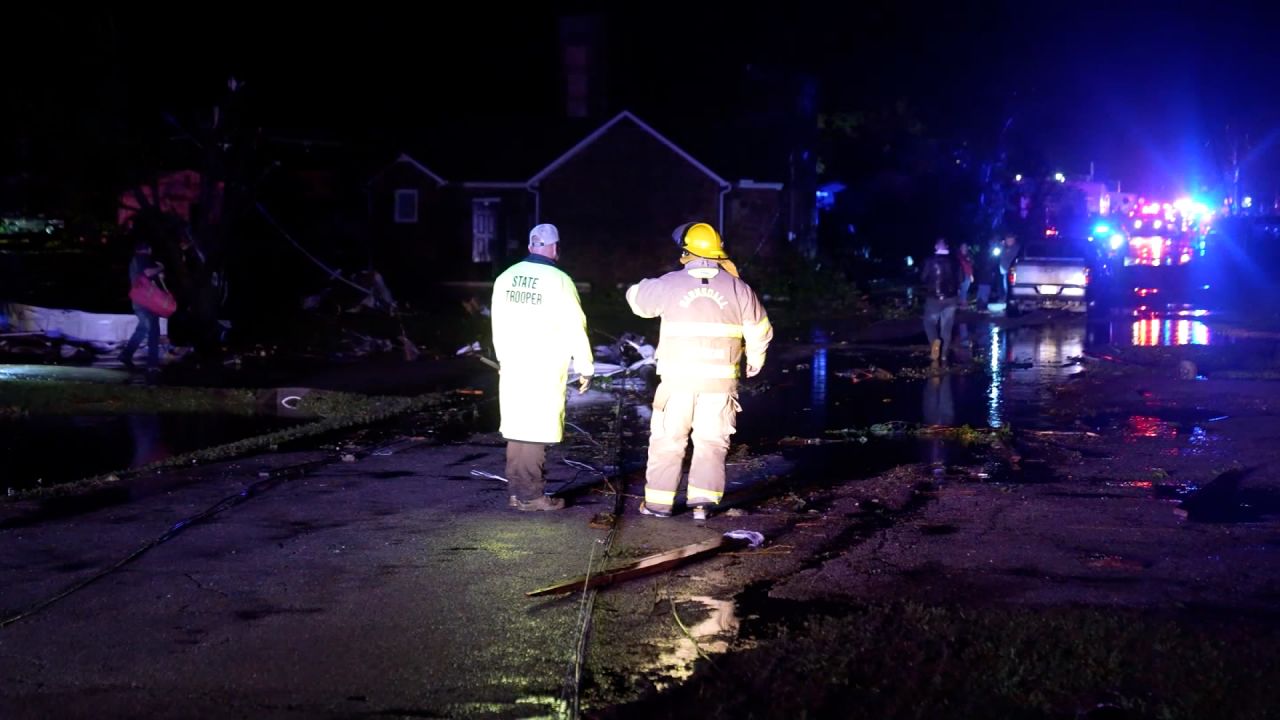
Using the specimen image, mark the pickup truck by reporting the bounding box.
[1007,239,1094,315]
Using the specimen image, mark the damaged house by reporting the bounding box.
[368,110,801,296]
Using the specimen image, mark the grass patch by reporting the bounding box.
[599,602,1280,719]
[801,423,1013,446]
[0,379,258,416]
[0,379,421,419]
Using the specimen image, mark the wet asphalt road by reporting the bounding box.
[4,308,1280,718]
[0,439,611,719]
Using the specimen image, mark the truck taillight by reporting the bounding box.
[1008,269,1016,285]
[1084,268,1091,285]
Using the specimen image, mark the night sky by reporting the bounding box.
[6,3,1280,197]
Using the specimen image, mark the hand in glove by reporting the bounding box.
[746,365,762,379]
[578,375,593,394]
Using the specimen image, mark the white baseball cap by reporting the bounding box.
[529,223,560,247]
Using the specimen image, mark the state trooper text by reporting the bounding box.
[506,275,543,305]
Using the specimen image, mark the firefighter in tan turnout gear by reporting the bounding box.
[490,223,594,511]
[626,222,773,520]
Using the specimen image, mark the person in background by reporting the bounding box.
[975,234,1000,311]
[920,237,962,365]
[120,240,164,371]
[957,243,975,307]
[998,232,1021,302]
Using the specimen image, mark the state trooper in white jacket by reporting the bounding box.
[490,223,594,511]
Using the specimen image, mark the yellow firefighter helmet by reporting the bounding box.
[673,222,727,259]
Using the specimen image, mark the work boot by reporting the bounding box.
[508,495,519,508]
[929,339,942,363]
[515,495,566,512]
[691,505,708,521]
[639,502,672,518]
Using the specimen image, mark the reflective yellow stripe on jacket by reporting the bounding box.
[660,321,744,339]
[742,316,772,344]
[655,360,739,379]
[743,316,772,368]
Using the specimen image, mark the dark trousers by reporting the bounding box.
[923,297,957,358]
[122,308,161,367]
[506,440,547,501]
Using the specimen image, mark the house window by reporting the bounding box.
[472,198,499,263]
[394,189,419,224]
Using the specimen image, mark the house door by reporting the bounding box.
[472,199,499,263]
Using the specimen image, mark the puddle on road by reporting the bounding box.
[584,318,1137,475]
[1,413,300,492]
[741,320,1092,444]
[728,316,1242,503]
[1085,304,1216,347]
[1127,316,1212,347]
[1102,467,1280,524]
[1079,407,1222,459]
[635,595,741,690]
[1124,415,1180,440]
[1118,416,1215,456]
[1180,486,1280,523]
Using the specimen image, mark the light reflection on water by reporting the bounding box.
[1130,317,1210,346]
[988,325,1003,428]
[810,346,828,429]
[749,312,1223,449]
[652,596,739,687]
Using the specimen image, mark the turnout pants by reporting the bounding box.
[644,382,740,513]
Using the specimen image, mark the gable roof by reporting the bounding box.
[368,153,448,187]
[528,111,730,187]
[387,116,595,185]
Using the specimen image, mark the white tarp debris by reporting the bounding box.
[569,355,654,383]
[0,303,167,347]
[723,530,765,548]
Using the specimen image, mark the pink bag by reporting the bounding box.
[128,274,177,318]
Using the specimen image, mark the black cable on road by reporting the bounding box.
[562,368,635,718]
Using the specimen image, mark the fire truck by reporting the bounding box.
[1110,198,1215,306]
[1119,199,1212,267]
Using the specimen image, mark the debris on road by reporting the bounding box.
[526,531,765,597]
[834,367,895,383]
[802,423,1015,445]
[1179,360,1198,380]
[588,512,616,529]
[1027,430,1100,438]
[1,301,169,349]
[470,469,508,483]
